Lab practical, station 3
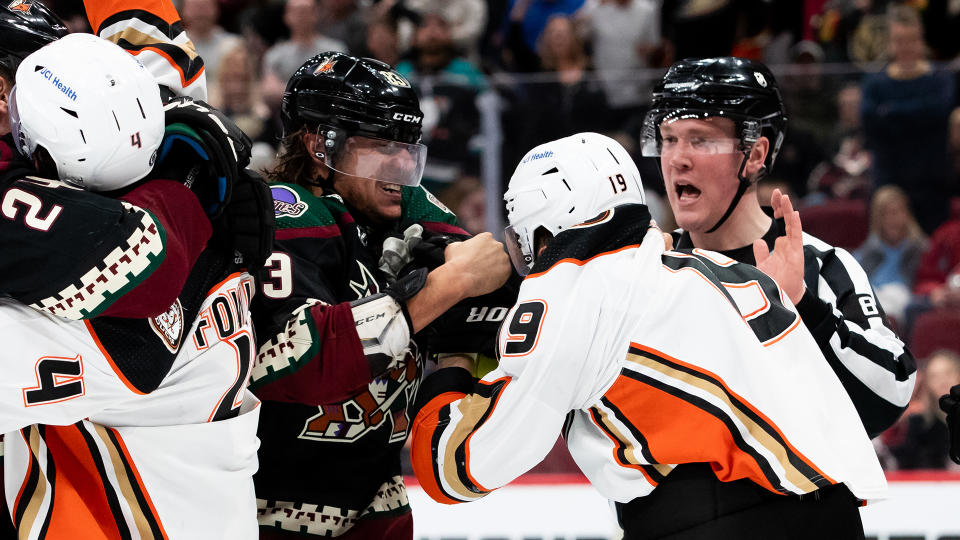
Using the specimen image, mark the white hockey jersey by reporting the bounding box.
[410,205,887,507]
[0,272,259,539]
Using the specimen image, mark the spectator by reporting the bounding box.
[180,0,241,87]
[861,4,955,235]
[889,350,960,469]
[913,215,960,310]
[576,0,662,128]
[521,14,609,146]
[317,0,368,55]
[260,0,347,107]
[396,0,487,61]
[499,0,587,73]
[359,14,401,66]
[855,186,928,324]
[212,44,276,169]
[395,11,486,190]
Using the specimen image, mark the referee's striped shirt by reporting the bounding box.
[675,218,917,438]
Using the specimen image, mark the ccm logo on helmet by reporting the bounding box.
[392,112,421,123]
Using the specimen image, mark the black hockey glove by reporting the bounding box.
[154,97,252,219]
[211,168,275,275]
[939,384,960,465]
[420,271,522,358]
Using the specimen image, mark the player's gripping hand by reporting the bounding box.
[443,233,512,298]
[211,168,275,274]
[939,384,960,464]
[153,97,252,218]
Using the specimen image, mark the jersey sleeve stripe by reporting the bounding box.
[12,427,43,533]
[275,224,342,241]
[617,344,836,494]
[596,398,674,481]
[420,222,470,236]
[446,379,511,499]
[587,406,663,486]
[42,425,132,538]
[84,321,148,396]
[96,425,169,539]
[410,392,468,505]
[84,0,182,32]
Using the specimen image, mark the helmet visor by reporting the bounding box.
[314,130,426,186]
[504,225,532,277]
[8,85,32,160]
[640,108,748,157]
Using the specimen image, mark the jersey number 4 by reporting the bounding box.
[22,355,85,407]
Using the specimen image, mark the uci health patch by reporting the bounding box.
[36,67,78,101]
[521,150,554,164]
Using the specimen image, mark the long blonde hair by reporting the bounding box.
[869,185,926,243]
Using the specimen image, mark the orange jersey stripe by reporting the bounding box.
[410,392,468,505]
[83,0,181,34]
[526,244,640,279]
[43,425,125,539]
[628,342,835,485]
[604,372,782,493]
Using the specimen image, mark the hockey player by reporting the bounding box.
[249,52,512,538]
[0,34,261,538]
[942,385,960,464]
[0,0,271,320]
[410,132,886,539]
[641,57,916,440]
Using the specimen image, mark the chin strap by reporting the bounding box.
[705,152,767,234]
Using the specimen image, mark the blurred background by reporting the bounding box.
[48,0,960,535]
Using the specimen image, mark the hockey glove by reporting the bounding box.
[154,97,252,219]
[939,384,960,464]
[420,270,522,358]
[379,224,425,283]
[211,168,276,275]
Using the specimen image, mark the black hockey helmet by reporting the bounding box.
[280,52,427,186]
[641,57,788,232]
[0,0,68,78]
[281,52,423,143]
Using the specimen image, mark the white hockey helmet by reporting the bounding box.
[503,132,646,275]
[9,33,163,190]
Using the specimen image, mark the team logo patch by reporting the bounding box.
[272,186,308,218]
[7,0,31,13]
[753,72,768,88]
[378,70,410,88]
[313,57,337,75]
[151,300,184,353]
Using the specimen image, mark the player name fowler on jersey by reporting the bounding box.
[411,204,887,507]
[0,272,260,539]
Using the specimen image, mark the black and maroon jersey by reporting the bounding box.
[250,182,469,537]
[0,135,211,320]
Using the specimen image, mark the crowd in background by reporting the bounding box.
[47,0,960,471]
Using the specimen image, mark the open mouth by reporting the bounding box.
[380,182,402,196]
[675,182,702,201]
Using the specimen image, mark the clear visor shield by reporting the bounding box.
[314,129,427,187]
[504,225,533,276]
[8,86,32,160]
[640,111,744,157]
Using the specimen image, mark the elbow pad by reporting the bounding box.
[350,293,413,378]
